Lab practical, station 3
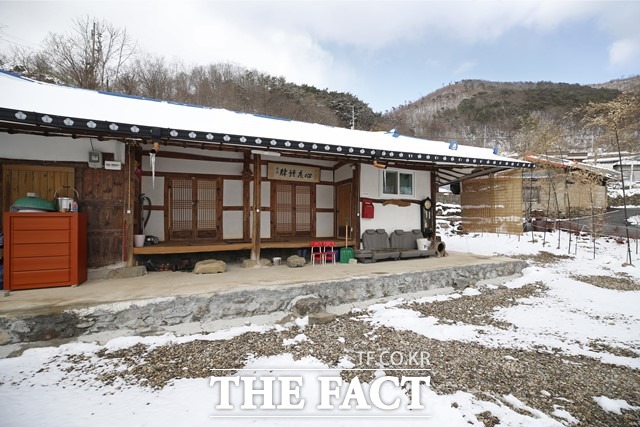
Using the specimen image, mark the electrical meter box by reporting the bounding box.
[88,151,103,169]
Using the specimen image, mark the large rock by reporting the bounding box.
[309,311,337,325]
[107,266,147,279]
[290,295,326,317]
[287,255,306,268]
[193,259,226,274]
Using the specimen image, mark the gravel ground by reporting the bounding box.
[571,273,640,291]
[42,281,640,427]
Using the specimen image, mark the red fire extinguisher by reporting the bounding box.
[361,198,374,219]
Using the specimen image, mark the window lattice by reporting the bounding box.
[197,179,217,230]
[171,179,193,231]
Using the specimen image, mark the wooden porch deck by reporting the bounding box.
[132,237,356,255]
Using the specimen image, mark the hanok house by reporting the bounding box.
[522,154,616,220]
[0,70,533,287]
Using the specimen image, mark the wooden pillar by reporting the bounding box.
[250,154,262,261]
[430,171,438,236]
[242,152,251,242]
[354,162,361,249]
[126,144,136,267]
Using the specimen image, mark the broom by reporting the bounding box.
[339,219,355,263]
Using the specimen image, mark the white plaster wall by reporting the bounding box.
[141,176,165,240]
[359,203,422,236]
[316,212,334,237]
[269,157,335,168]
[142,145,243,161]
[142,156,242,175]
[223,211,244,239]
[316,185,334,209]
[249,211,271,239]
[335,164,354,182]
[0,133,125,162]
[358,164,430,238]
[320,169,334,182]
[261,211,270,238]
[144,210,165,241]
[248,181,271,208]
[141,176,164,206]
[224,180,243,206]
[261,181,270,208]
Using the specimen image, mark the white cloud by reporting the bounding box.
[609,37,640,68]
[454,61,476,76]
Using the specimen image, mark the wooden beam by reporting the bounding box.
[131,237,356,255]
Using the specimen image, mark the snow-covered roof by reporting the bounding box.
[525,154,618,180]
[0,71,532,183]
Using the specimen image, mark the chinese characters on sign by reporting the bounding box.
[268,162,320,183]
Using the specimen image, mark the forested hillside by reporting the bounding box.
[384,79,639,153]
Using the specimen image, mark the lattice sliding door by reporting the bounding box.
[196,178,217,239]
[272,183,312,238]
[168,177,220,240]
[295,185,311,234]
[275,183,294,235]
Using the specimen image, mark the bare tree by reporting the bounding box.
[5,47,54,82]
[581,92,640,265]
[39,15,136,90]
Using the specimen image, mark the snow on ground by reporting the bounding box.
[0,231,639,426]
[608,183,640,201]
[364,231,640,367]
[593,396,640,414]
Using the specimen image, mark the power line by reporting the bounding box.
[0,32,39,50]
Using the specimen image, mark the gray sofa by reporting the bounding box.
[355,229,441,263]
[354,229,399,263]
[390,229,436,259]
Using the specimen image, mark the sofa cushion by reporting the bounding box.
[362,229,391,250]
[358,229,399,262]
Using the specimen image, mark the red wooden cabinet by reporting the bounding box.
[3,213,88,290]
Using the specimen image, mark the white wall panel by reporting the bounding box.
[261,181,271,207]
[224,180,243,206]
[0,133,125,162]
[223,211,244,239]
[144,210,165,241]
[335,164,354,182]
[321,169,334,182]
[142,156,242,175]
[141,176,164,206]
[316,185,334,209]
[316,212,334,237]
[261,211,271,238]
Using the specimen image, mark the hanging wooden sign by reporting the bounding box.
[268,162,320,183]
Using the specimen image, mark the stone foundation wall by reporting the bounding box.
[0,259,527,345]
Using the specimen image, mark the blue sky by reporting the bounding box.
[1,0,639,113]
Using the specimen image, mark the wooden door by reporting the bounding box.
[272,183,313,238]
[168,176,220,240]
[336,182,353,238]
